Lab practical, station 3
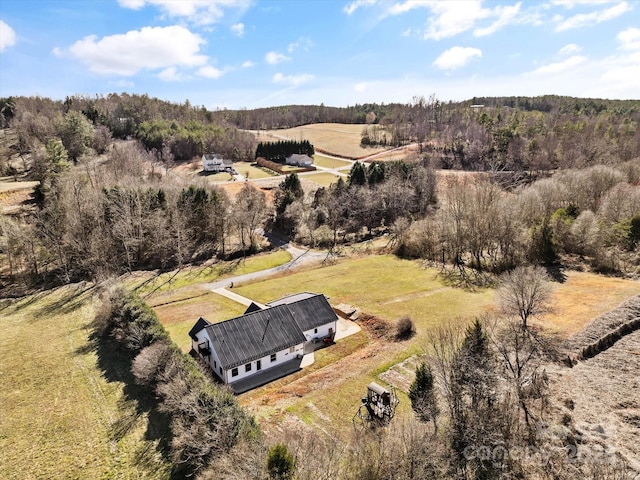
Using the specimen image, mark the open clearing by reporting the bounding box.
[302,171,343,187]
[257,123,388,159]
[313,154,352,169]
[0,286,170,480]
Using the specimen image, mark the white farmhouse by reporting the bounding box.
[202,153,233,173]
[189,293,337,393]
[285,153,313,167]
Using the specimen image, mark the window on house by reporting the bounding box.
[289,346,295,353]
[257,360,262,371]
[270,353,276,362]
[219,366,222,374]
[314,328,318,334]
[214,360,217,369]
[231,368,238,377]
[245,363,252,372]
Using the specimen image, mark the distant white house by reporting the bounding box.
[189,292,337,393]
[285,154,313,167]
[202,153,233,173]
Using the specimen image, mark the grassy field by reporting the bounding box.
[148,287,247,352]
[0,286,171,479]
[533,270,640,337]
[302,171,344,187]
[130,250,292,295]
[313,154,353,169]
[259,123,388,159]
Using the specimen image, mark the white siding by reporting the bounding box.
[302,320,337,342]
[226,343,304,384]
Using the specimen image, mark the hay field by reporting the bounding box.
[258,123,388,159]
[0,286,170,479]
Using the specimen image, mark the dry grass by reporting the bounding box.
[0,286,170,479]
[533,270,640,337]
[302,171,344,187]
[258,123,388,159]
[312,154,353,169]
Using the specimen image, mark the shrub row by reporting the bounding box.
[94,287,259,478]
[256,156,316,174]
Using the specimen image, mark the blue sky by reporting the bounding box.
[1,0,639,109]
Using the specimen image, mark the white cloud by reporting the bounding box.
[0,19,17,52]
[265,51,290,65]
[424,1,491,40]
[66,26,207,76]
[474,2,522,37]
[433,46,482,70]
[618,27,640,50]
[272,72,314,86]
[551,0,618,8]
[242,60,255,68]
[288,37,314,53]
[158,66,186,82]
[117,0,252,25]
[231,23,245,37]
[555,1,631,31]
[197,65,224,79]
[531,55,587,75]
[343,0,378,15]
[559,43,581,55]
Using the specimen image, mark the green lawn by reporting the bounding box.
[130,250,292,296]
[303,172,343,187]
[313,154,352,169]
[0,287,171,479]
[230,161,276,180]
[234,255,494,333]
[148,287,247,352]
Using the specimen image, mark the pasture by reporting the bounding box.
[259,123,388,159]
[0,286,171,479]
[302,171,344,187]
[312,154,353,169]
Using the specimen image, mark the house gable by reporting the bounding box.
[205,306,306,370]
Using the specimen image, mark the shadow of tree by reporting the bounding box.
[88,331,176,477]
[545,265,567,283]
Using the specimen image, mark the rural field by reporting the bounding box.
[256,123,388,159]
[0,286,171,479]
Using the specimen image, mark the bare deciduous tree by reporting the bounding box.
[497,266,552,330]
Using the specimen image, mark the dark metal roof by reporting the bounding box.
[287,294,337,332]
[244,302,264,314]
[188,317,211,340]
[201,294,336,369]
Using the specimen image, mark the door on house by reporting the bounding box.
[256,359,262,371]
[329,327,334,335]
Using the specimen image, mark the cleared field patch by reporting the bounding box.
[130,250,292,295]
[534,270,640,337]
[148,287,247,351]
[313,154,352,169]
[259,123,388,159]
[0,287,170,479]
[234,255,493,331]
[302,171,343,187]
[233,161,275,179]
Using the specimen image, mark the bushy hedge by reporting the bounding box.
[95,287,259,477]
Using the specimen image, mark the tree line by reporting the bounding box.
[255,139,314,162]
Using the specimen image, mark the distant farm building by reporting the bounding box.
[189,292,337,393]
[202,153,233,173]
[285,153,313,167]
